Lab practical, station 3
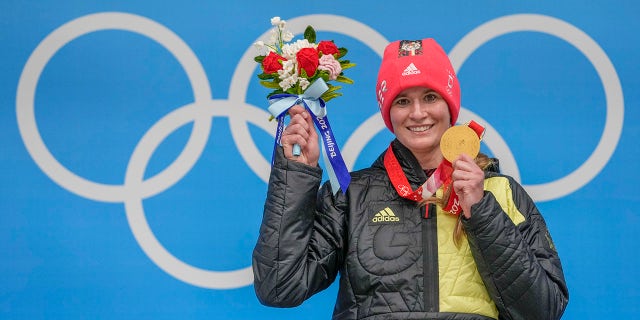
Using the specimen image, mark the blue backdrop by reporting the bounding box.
[2,1,638,319]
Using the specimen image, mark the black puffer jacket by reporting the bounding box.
[253,140,568,319]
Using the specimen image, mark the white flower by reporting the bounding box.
[269,16,287,30]
[282,31,294,42]
[278,73,298,91]
[268,30,277,45]
[280,60,296,75]
[253,40,271,55]
[281,39,315,59]
[298,78,310,91]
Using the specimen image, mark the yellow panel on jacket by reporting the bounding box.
[436,176,526,319]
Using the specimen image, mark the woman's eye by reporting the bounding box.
[394,98,410,106]
[425,93,438,103]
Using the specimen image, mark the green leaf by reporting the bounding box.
[257,72,277,80]
[325,84,342,93]
[317,71,331,82]
[322,92,343,102]
[304,25,316,43]
[340,62,356,70]
[254,55,265,63]
[336,75,354,84]
[299,68,312,79]
[260,80,282,89]
[337,47,348,59]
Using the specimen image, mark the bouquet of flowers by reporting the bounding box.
[254,16,355,103]
[253,16,354,194]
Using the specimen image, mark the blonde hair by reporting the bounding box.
[420,153,494,247]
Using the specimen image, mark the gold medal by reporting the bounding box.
[440,125,481,162]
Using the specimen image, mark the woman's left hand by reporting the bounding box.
[451,153,485,219]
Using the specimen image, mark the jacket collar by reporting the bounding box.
[373,139,428,187]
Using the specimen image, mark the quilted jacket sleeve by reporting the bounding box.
[252,147,346,307]
[462,176,569,320]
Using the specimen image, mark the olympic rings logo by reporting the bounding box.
[16,12,623,289]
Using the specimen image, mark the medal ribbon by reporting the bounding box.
[383,145,453,204]
[383,120,485,217]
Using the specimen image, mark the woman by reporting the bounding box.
[253,38,568,319]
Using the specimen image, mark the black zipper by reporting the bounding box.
[422,203,439,312]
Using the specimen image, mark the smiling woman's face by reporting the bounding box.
[390,86,451,166]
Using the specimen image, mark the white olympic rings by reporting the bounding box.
[16,12,623,289]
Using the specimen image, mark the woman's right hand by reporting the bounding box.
[280,105,320,166]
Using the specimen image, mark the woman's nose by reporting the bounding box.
[409,101,426,118]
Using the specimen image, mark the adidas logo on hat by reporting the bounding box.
[372,207,400,223]
[401,63,421,76]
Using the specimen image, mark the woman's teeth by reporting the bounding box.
[409,125,432,132]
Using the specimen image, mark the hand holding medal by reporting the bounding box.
[440,120,486,216]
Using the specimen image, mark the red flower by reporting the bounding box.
[296,47,319,77]
[262,51,286,74]
[318,40,339,56]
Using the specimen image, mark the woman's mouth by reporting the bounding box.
[408,124,433,132]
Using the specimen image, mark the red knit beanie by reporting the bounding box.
[376,38,460,132]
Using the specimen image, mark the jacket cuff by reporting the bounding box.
[272,146,323,178]
[461,191,501,231]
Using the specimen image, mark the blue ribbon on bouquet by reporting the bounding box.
[267,79,350,195]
